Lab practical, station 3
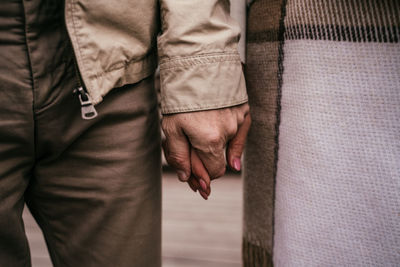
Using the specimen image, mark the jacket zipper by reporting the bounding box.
[72,55,98,120]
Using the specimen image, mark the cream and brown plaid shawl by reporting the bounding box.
[243,1,400,266]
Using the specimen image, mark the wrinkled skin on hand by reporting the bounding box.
[162,103,251,199]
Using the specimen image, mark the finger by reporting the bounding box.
[199,190,209,200]
[162,120,191,182]
[188,176,209,200]
[190,177,208,200]
[227,114,251,172]
[191,149,211,195]
[187,176,199,192]
[195,146,226,180]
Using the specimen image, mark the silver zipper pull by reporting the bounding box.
[75,87,98,120]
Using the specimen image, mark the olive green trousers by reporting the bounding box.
[0,1,161,266]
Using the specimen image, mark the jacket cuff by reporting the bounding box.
[159,52,248,114]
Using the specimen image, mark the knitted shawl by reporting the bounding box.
[243,1,400,266]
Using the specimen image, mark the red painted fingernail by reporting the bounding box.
[199,190,208,200]
[233,158,241,171]
[199,179,207,191]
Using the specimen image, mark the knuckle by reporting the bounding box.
[237,114,245,126]
[230,141,244,152]
[205,130,223,147]
[227,124,238,138]
[166,152,186,168]
[240,103,250,114]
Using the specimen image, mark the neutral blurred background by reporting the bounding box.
[23,1,247,266]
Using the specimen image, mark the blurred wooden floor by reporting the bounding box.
[23,171,243,267]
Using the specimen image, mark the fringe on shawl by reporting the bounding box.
[243,238,273,267]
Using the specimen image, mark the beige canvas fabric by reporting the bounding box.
[65,0,248,113]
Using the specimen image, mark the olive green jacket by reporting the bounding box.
[65,0,248,114]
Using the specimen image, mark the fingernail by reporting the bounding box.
[233,158,241,171]
[199,190,208,200]
[199,179,208,192]
[177,170,188,181]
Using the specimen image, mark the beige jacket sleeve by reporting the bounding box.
[158,0,248,114]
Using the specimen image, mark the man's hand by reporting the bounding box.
[187,113,251,200]
[162,103,250,193]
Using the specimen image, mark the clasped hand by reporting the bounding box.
[162,103,251,199]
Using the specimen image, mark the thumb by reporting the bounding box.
[227,114,251,171]
[162,120,191,182]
